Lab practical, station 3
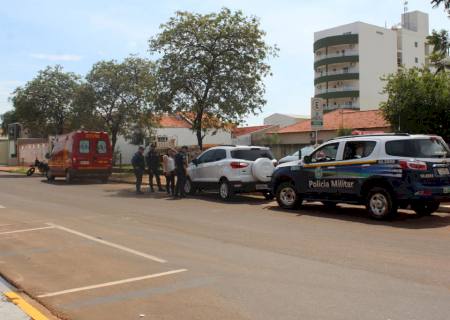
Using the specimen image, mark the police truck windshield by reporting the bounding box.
[385,138,450,158]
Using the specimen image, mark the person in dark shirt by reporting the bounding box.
[131,146,145,194]
[146,143,163,192]
[174,146,188,198]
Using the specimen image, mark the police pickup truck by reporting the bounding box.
[271,134,450,219]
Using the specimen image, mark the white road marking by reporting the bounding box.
[0,226,55,235]
[46,223,167,263]
[37,269,188,298]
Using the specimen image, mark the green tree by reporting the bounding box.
[11,65,80,137]
[427,29,450,73]
[85,56,157,153]
[336,127,353,137]
[0,110,18,135]
[149,8,278,149]
[380,68,450,140]
[431,0,450,16]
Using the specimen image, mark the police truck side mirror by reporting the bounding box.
[303,155,312,164]
[298,150,302,160]
[192,158,198,166]
[45,153,50,159]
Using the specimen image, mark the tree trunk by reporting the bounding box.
[196,128,203,151]
[111,130,118,166]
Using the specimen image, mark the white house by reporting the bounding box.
[115,114,232,164]
[264,113,309,128]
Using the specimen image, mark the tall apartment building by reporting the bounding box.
[313,11,430,112]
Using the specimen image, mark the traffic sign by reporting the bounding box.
[311,98,323,130]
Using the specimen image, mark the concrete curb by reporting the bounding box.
[4,292,49,320]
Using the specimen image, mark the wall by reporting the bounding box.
[231,134,251,146]
[0,140,8,165]
[17,138,49,166]
[358,23,397,110]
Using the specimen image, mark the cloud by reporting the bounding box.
[29,53,82,61]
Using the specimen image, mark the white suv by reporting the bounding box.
[184,146,276,200]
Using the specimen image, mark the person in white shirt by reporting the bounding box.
[163,148,176,196]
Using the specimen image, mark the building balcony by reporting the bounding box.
[314,34,359,51]
[314,53,359,69]
[314,50,359,62]
[323,103,360,111]
[314,69,359,85]
[315,87,360,99]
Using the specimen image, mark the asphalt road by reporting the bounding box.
[0,171,449,320]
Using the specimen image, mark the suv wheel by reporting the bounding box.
[184,178,196,195]
[411,200,440,216]
[219,179,234,201]
[276,182,301,209]
[366,187,398,220]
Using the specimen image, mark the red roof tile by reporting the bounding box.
[159,115,191,128]
[232,125,273,137]
[276,109,389,134]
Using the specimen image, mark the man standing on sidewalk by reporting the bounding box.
[146,143,164,192]
[131,146,146,194]
[174,146,188,198]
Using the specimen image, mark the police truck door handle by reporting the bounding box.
[327,166,336,169]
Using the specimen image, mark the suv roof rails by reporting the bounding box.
[331,133,410,140]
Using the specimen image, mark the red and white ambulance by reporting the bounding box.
[46,131,112,183]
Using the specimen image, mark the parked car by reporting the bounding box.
[271,134,450,219]
[46,131,112,183]
[278,145,315,165]
[184,146,276,200]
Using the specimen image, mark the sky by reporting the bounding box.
[1,0,449,125]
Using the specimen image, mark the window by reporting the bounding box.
[343,141,376,160]
[97,140,107,154]
[157,136,168,142]
[197,150,215,164]
[415,57,419,63]
[231,149,274,161]
[414,41,418,48]
[385,139,450,158]
[213,149,227,161]
[310,143,339,163]
[79,140,90,154]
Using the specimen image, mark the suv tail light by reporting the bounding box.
[230,162,249,169]
[399,160,427,171]
[72,157,77,163]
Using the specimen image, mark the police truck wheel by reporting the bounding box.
[184,178,196,195]
[366,187,397,220]
[276,182,301,209]
[219,179,234,201]
[411,200,440,216]
[322,201,337,209]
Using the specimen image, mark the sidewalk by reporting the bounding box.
[0,277,30,320]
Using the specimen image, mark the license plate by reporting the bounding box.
[255,184,268,190]
[443,187,450,194]
[80,161,90,165]
[436,168,450,176]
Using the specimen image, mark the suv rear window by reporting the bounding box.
[231,149,274,161]
[385,138,450,158]
[97,140,107,154]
